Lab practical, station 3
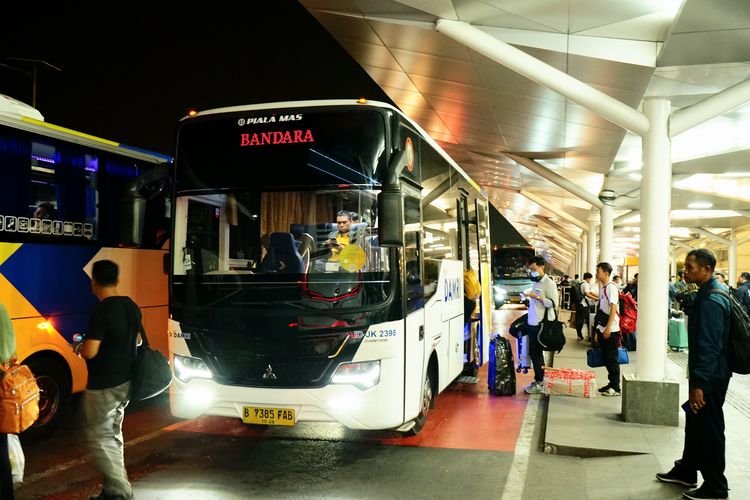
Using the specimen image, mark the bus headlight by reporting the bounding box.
[331,360,380,390]
[174,354,213,383]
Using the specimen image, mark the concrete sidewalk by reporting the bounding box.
[540,318,750,499]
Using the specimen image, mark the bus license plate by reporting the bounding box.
[242,406,295,426]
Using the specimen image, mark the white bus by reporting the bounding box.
[0,94,171,437]
[160,99,492,434]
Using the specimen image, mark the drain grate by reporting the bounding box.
[456,375,479,384]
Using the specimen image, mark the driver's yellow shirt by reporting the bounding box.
[329,233,350,261]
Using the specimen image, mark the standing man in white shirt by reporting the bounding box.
[523,255,559,394]
[595,262,622,396]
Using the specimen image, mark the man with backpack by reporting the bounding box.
[594,263,621,397]
[656,249,731,500]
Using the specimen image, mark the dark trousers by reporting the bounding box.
[600,331,621,391]
[575,303,589,338]
[675,378,730,495]
[0,432,13,499]
[526,324,545,382]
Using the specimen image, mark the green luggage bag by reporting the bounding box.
[668,315,688,351]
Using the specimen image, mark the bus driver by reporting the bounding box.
[325,210,352,262]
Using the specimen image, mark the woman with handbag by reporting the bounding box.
[0,302,16,499]
[595,262,622,397]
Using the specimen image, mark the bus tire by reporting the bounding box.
[23,357,71,440]
[406,368,434,436]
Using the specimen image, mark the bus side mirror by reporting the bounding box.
[119,193,146,247]
[378,185,403,247]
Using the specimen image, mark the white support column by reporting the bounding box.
[581,233,588,275]
[600,203,614,264]
[587,214,598,273]
[730,230,737,286]
[671,255,677,280]
[638,99,672,382]
[577,243,583,277]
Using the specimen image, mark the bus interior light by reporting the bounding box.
[331,360,380,390]
[174,354,213,383]
[356,98,367,104]
[37,321,53,331]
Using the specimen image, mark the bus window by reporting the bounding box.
[405,196,422,313]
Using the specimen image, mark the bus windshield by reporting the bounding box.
[172,107,394,328]
[493,246,534,280]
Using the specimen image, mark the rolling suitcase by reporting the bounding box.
[516,334,530,374]
[488,334,517,396]
[668,313,688,351]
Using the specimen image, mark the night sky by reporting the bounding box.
[1,1,392,156]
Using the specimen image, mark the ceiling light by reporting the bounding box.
[687,201,713,209]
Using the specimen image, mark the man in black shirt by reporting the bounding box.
[79,260,141,500]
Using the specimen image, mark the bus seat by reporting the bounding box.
[349,223,368,244]
[290,223,305,239]
[296,232,315,272]
[266,232,304,273]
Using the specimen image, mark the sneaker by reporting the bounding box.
[598,384,611,394]
[523,381,545,394]
[602,388,621,397]
[655,470,698,488]
[682,485,728,499]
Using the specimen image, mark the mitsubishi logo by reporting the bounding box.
[262,364,277,380]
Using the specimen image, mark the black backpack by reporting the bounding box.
[569,283,584,306]
[708,289,750,375]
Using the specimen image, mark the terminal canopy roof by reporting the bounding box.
[301,0,750,271]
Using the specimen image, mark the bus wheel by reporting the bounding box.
[23,357,70,440]
[406,370,433,436]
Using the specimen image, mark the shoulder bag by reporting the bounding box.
[537,299,566,353]
[131,322,173,401]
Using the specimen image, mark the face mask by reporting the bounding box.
[530,271,540,278]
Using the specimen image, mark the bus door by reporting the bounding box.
[474,199,491,366]
[403,194,426,422]
[458,192,481,373]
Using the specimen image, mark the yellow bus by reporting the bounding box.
[0,94,171,437]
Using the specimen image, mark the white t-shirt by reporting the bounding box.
[580,281,593,307]
[596,282,620,332]
[526,275,559,326]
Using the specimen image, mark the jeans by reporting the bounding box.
[526,324,545,383]
[83,381,133,498]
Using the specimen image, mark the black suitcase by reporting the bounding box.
[488,334,517,396]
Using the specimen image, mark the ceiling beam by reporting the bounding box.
[688,227,730,245]
[520,190,588,232]
[671,78,750,136]
[504,153,603,208]
[434,19,650,136]
[534,215,582,243]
